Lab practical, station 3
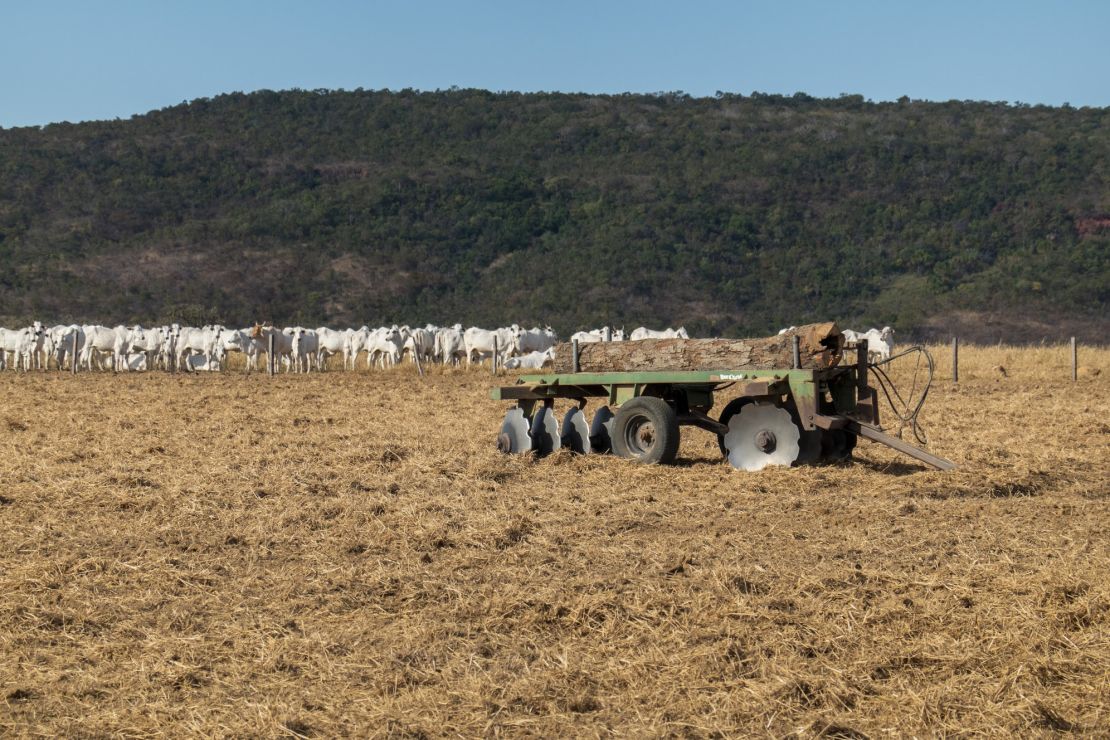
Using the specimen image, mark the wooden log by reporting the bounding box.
[552,322,843,373]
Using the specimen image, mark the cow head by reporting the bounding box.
[880,327,895,342]
[32,321,44,337]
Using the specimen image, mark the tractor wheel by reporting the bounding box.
[611,397,680,465]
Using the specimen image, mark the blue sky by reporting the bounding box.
[2,1,1107,128]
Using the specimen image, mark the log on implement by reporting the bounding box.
[551,322,843,373]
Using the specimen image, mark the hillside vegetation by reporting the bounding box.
[0,89,1107,340]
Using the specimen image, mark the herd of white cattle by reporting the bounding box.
[0,321,894,373]
[0,322,693,373]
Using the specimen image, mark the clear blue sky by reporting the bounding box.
[2,1,1107,128]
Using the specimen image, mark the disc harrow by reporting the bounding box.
[491,339,955,472]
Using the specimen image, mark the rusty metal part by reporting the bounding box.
[678,410,729,436]
[850,421,955,471]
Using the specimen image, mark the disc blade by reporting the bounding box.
[530,407,561,456]
[723,403,801,471]
[562,407,592,454]
[498,408,532,454]
[589,406,615,453]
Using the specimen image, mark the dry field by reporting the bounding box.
[1,345,1107,737]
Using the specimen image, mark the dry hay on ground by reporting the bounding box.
[1,345,1107,736]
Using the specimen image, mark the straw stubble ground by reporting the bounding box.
[1,346,1107,737]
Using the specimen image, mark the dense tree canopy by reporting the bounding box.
[0,88,1106,341]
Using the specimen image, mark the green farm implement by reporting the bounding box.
[490,338,955,472]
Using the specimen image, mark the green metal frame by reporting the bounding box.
[490,366,865,431]
[489,353,956,470]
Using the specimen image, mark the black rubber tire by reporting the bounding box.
[716,398,753,456]
[821,428,859,462]
[611,397,680,465]
[783,401,823,466]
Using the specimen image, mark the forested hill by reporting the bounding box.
[1,89,1107,341]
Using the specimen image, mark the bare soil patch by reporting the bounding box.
[1,346,1107,736]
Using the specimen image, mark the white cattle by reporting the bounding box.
[314,327,350,371]
[504,348,554,370]
[513,326,557,354]
[435,326,466,366]
[0,324,43,370]
[344,327,372,370]
[114,326,148,371]
[15,328,37,371]
[176,326,227,372]
[159,325,182,370]
[570,327,624,344]
[0,327,35,371]
[123,326,163,370]
[184,354,221,372]
[842,326,895,362]
[27,331,52,370]
[630,327,688,340]
[289,327,319,373]
[79,325,128,371]
[47,325,82,369]
[463,327,515,367]
[367,327,404,369]
[249,325,294,371]
[570,330,602,344]
[215,328,259,372]
[402,326,436,364]
[27,322,48,369]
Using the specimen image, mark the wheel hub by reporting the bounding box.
[755,429,777,453]
[637,423,656,448]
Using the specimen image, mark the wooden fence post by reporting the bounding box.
[71,332,78,375]
[1071,336,1077,382]
[268,333,275,377]
[952,336,959,383]
[492,337,498,375]
[571,339,580,373]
